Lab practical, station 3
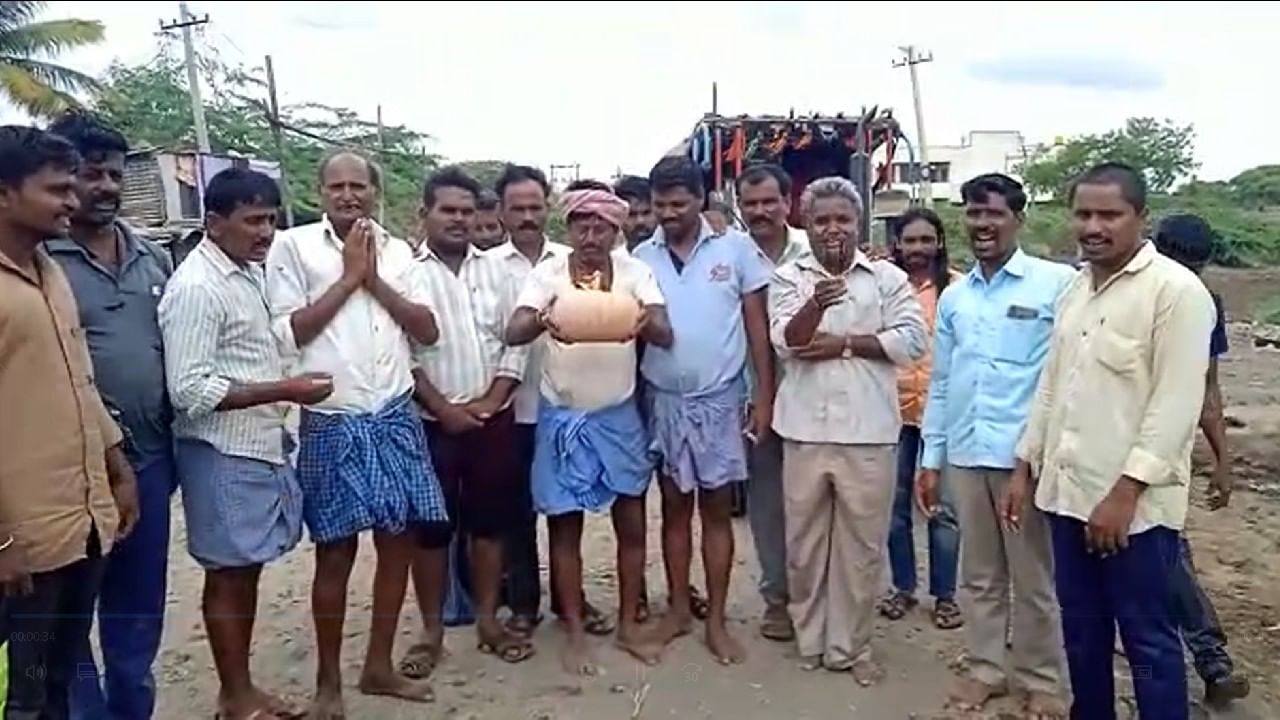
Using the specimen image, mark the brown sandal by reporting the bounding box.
[689,586,710,621]
[876,591,917,620]
[933,598,964,630]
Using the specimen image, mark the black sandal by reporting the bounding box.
[933,598,964,630]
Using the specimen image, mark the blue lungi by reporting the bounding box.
[177,439,303,570]
[532,397,653,516]
[646,380,748,494]
[297,392,448,544]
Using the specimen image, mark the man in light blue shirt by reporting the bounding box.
[633,156,775,666]
[916,174,1075,716]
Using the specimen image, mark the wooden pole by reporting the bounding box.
[264,55,294,227]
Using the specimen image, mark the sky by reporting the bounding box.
[7,1,1278,183]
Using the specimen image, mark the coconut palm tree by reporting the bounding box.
[0,1,103,117]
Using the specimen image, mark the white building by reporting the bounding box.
[886,130,1040,203]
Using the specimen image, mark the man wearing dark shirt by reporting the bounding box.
[1153,214,1250,706]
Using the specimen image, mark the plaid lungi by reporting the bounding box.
[297,392,447,544]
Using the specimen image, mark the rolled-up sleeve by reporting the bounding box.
[159,281,231,417]
[875,268,926,367]
[1121,282,1215,486]
[264,232,306,357]
[494,270,529,380]
[767,265,804,358]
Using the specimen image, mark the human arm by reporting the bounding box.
[632,263,672,348]
[1201,359,1232,509]
[369,245,438,345]
[791,268,927,363]
[506,263,558,346]
[411,367,483,434]
[466,270,528,420]
[267,227,363,351]
[104,443,139,538]
[743,288,775,443]
[161,282,333,415]
[918,294,954,472]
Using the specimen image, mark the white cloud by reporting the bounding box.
[6,1,1277,181]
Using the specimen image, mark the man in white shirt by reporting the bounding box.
[507,186,672,674]
[265,150,446,717]
[403,167,533,671]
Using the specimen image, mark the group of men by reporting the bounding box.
[0,106,1253,720]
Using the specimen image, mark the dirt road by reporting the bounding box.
[152,274,1280,719]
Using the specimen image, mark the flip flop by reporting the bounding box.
[689,587,710,621]
[583,603,616,636]
[397,642,443,679]
[932,598,964,630]
[477,634,536,663]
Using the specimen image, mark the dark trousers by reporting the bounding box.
[1049,515,1187,720]
[5,532,105,720]
[886,425,959,600]
[70,454,174,720]
[501,424,541,617]
[1169,534,1234,684]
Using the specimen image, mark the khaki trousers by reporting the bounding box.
[949,466,1062,693]
[783,441,894,668]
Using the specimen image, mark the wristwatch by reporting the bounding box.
[841,336,853,359]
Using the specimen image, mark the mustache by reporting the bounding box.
[517,221,539,230]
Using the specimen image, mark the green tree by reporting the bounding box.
[93,51,438,233]
[0,1,103,117]
[455,160,509,191]
[1228,165,1280,209]
[1019,118,1198,198]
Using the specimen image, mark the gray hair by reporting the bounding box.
[799,176,864,219]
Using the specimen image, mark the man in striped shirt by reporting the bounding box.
[406,167,534,668]
[159,168,334,720]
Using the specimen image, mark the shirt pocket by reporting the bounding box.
[1093,328,1140,375]
[995,314,1050,364]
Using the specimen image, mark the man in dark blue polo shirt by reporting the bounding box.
[46,112,175,720]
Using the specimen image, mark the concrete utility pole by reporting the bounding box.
[894,45,933,207]
[160,2,211,153]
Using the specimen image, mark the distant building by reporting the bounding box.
[886,130,1044,202]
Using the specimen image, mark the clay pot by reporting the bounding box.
[549,287,640,343]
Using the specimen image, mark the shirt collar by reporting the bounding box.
[44,220,150,264]
[197,238,253,277]
[494,236,559,263]
[651,218,720,249]
[796,248,874,277]
[320,214,392,249]
[967,246,1029,284]
[780,226,812,265]
[1087,240,1158,291]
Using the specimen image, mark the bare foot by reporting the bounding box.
[253,688,303,719]
[561,633,599,676]
[616,622,662,665]
[946,676,1007,712]
[357,667,435,704]
[304,685,345,720]
[851,659,885,687]
[705,621,746,665]
[644,610,692,648]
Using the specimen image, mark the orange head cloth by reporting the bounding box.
[560,188,629,229]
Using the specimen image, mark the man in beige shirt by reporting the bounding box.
[0,126,138,718]
[1009,163,1215,720]
[768,177,925,686]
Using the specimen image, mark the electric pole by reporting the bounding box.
[894,45,933,206]
[264,55,293,226]
[160,2,211,153]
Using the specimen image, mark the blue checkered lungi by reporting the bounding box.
[297,392,447,544]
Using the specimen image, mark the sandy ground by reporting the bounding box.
[150,270,1280,720]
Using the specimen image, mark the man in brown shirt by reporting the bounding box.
[0,125,139,720]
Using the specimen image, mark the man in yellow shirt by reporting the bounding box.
[1009,163,1215,720]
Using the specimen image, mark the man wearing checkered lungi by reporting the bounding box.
[266,150,447,718]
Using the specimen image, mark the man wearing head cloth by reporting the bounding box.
[507,185,673,675]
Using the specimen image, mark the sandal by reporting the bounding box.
[690,586,710,621]
[583,602,616,636]
[397,642,443,679]
[932,598,964,630]
[876,591,917,620]
[477,633,536,664]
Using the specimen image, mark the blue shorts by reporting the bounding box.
[176,439,303,570]
[646,381,748,494]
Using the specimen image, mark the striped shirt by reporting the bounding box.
[159,239,289,464]
[487,238,570,423]
[414,243,527,413]
[266,216,429,414]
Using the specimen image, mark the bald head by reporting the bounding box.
[318,150,380,232]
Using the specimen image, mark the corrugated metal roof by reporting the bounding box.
[121,153,166,228]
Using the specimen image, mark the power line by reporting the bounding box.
[893,45,934,207]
